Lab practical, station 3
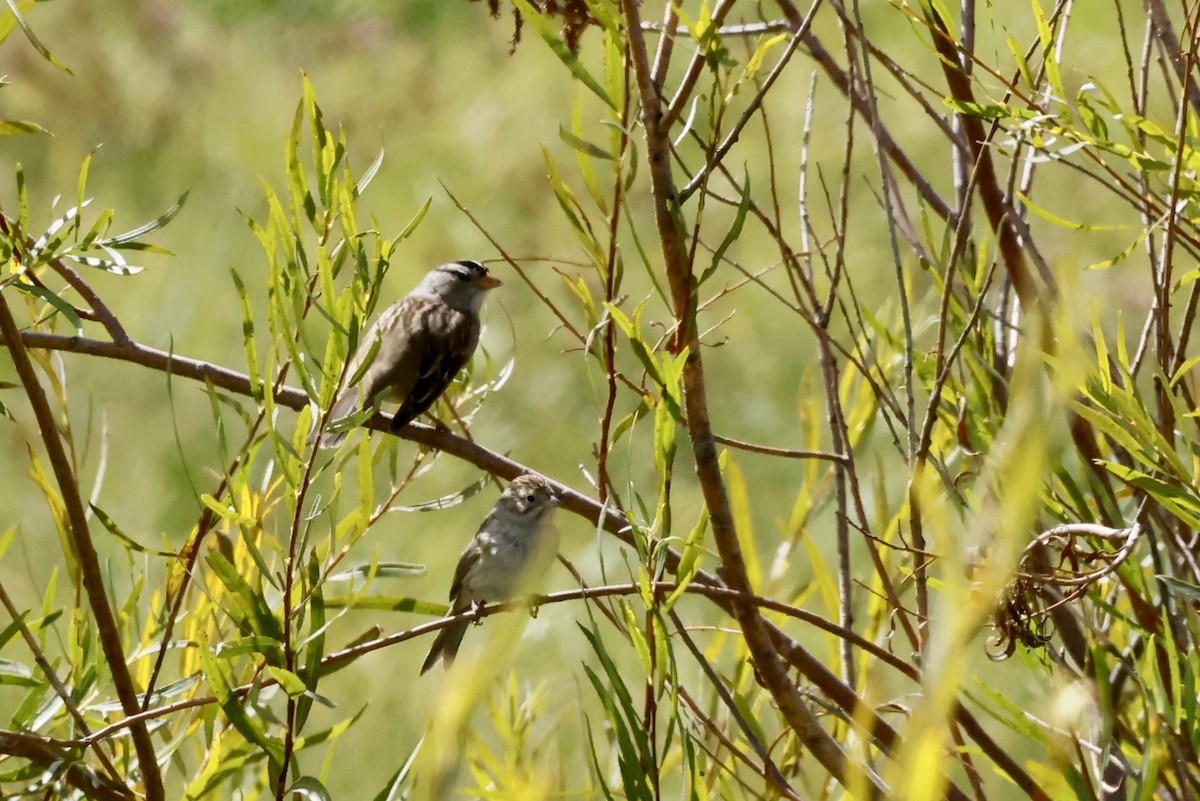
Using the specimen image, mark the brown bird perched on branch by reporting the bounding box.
[315,260,501,448]
[421,474,561,674]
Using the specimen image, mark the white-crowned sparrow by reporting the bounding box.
[315,260,501,448]
[420,473,561,674]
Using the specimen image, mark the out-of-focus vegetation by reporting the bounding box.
[2,0,1199,799]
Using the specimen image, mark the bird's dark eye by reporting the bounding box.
[454,271,471,282]
[525,495,537,505]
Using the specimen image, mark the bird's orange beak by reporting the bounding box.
[479,274,502,290]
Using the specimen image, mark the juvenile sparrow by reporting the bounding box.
[420,474,561,674]
[316,260,501,448]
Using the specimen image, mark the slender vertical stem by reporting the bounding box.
[620,1,884,794]
[843,0,930,639]
[597,50,633,504]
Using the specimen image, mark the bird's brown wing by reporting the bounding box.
[391,303,480,429]
[313,299,423,448]
[356,299,426,410]
[447,537,484,604]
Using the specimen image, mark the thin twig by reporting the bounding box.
[713,434,848,462]
[677,3,820,203]
[659,0,740,130]
[670,609,803,800]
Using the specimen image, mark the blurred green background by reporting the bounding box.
[0,0,1164,795]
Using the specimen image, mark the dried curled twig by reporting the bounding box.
[990,522,1141,660]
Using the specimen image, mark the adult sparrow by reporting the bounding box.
[420,474,561,674]
[315,260,500,448]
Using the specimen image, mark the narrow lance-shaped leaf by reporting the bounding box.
[620,600,653,675]
[354,147,385,198]
[230,268,262,401]
[395,196,432,244]
[603,25,624,121]
[387,473,490,513]
[559,124,612,160]
[3,0,71,72]
[199,647,286,772]
[77,208,114,251]
[578,621,655,787]
[28,200,88,263]
[567,98,608,214]
[699,167,750,285]
[25,446,79,582]
[1031,0,1065,101]
[721,452,761,590]
[665,508,707,611]
[328,562,426,581]
[89,503,176,556]
[653,395,676,536]
[17,283,82,334]
[107,190,189,247]
[212,635,286,665]
[1005,34,1033,89]
[16,162,29,232]
[511,0,616,110]
[205,551,285,641]
[286,101,318,227]
[542,146,602,257]
[604,300,666,389]
[266,665,308,698]
[72,150,93,242]
[337,166,360,241]
[0,658,39,687]
[582,662,653,800]
[0,120,49,136]
[0,526,16,562]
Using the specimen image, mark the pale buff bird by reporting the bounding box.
[421,474,561,674]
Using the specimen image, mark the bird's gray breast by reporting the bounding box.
[463,513,558,602]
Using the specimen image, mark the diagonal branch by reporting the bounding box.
[0,731,134,801]
[677,1,820,203]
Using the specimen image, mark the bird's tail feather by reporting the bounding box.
[420,619,469,674]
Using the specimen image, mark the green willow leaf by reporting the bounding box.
[512,0,616,109]
[0,119,48,136]
[107,191,189,246]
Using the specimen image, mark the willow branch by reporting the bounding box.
[0,731,134,801]
[0,300,163,801]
